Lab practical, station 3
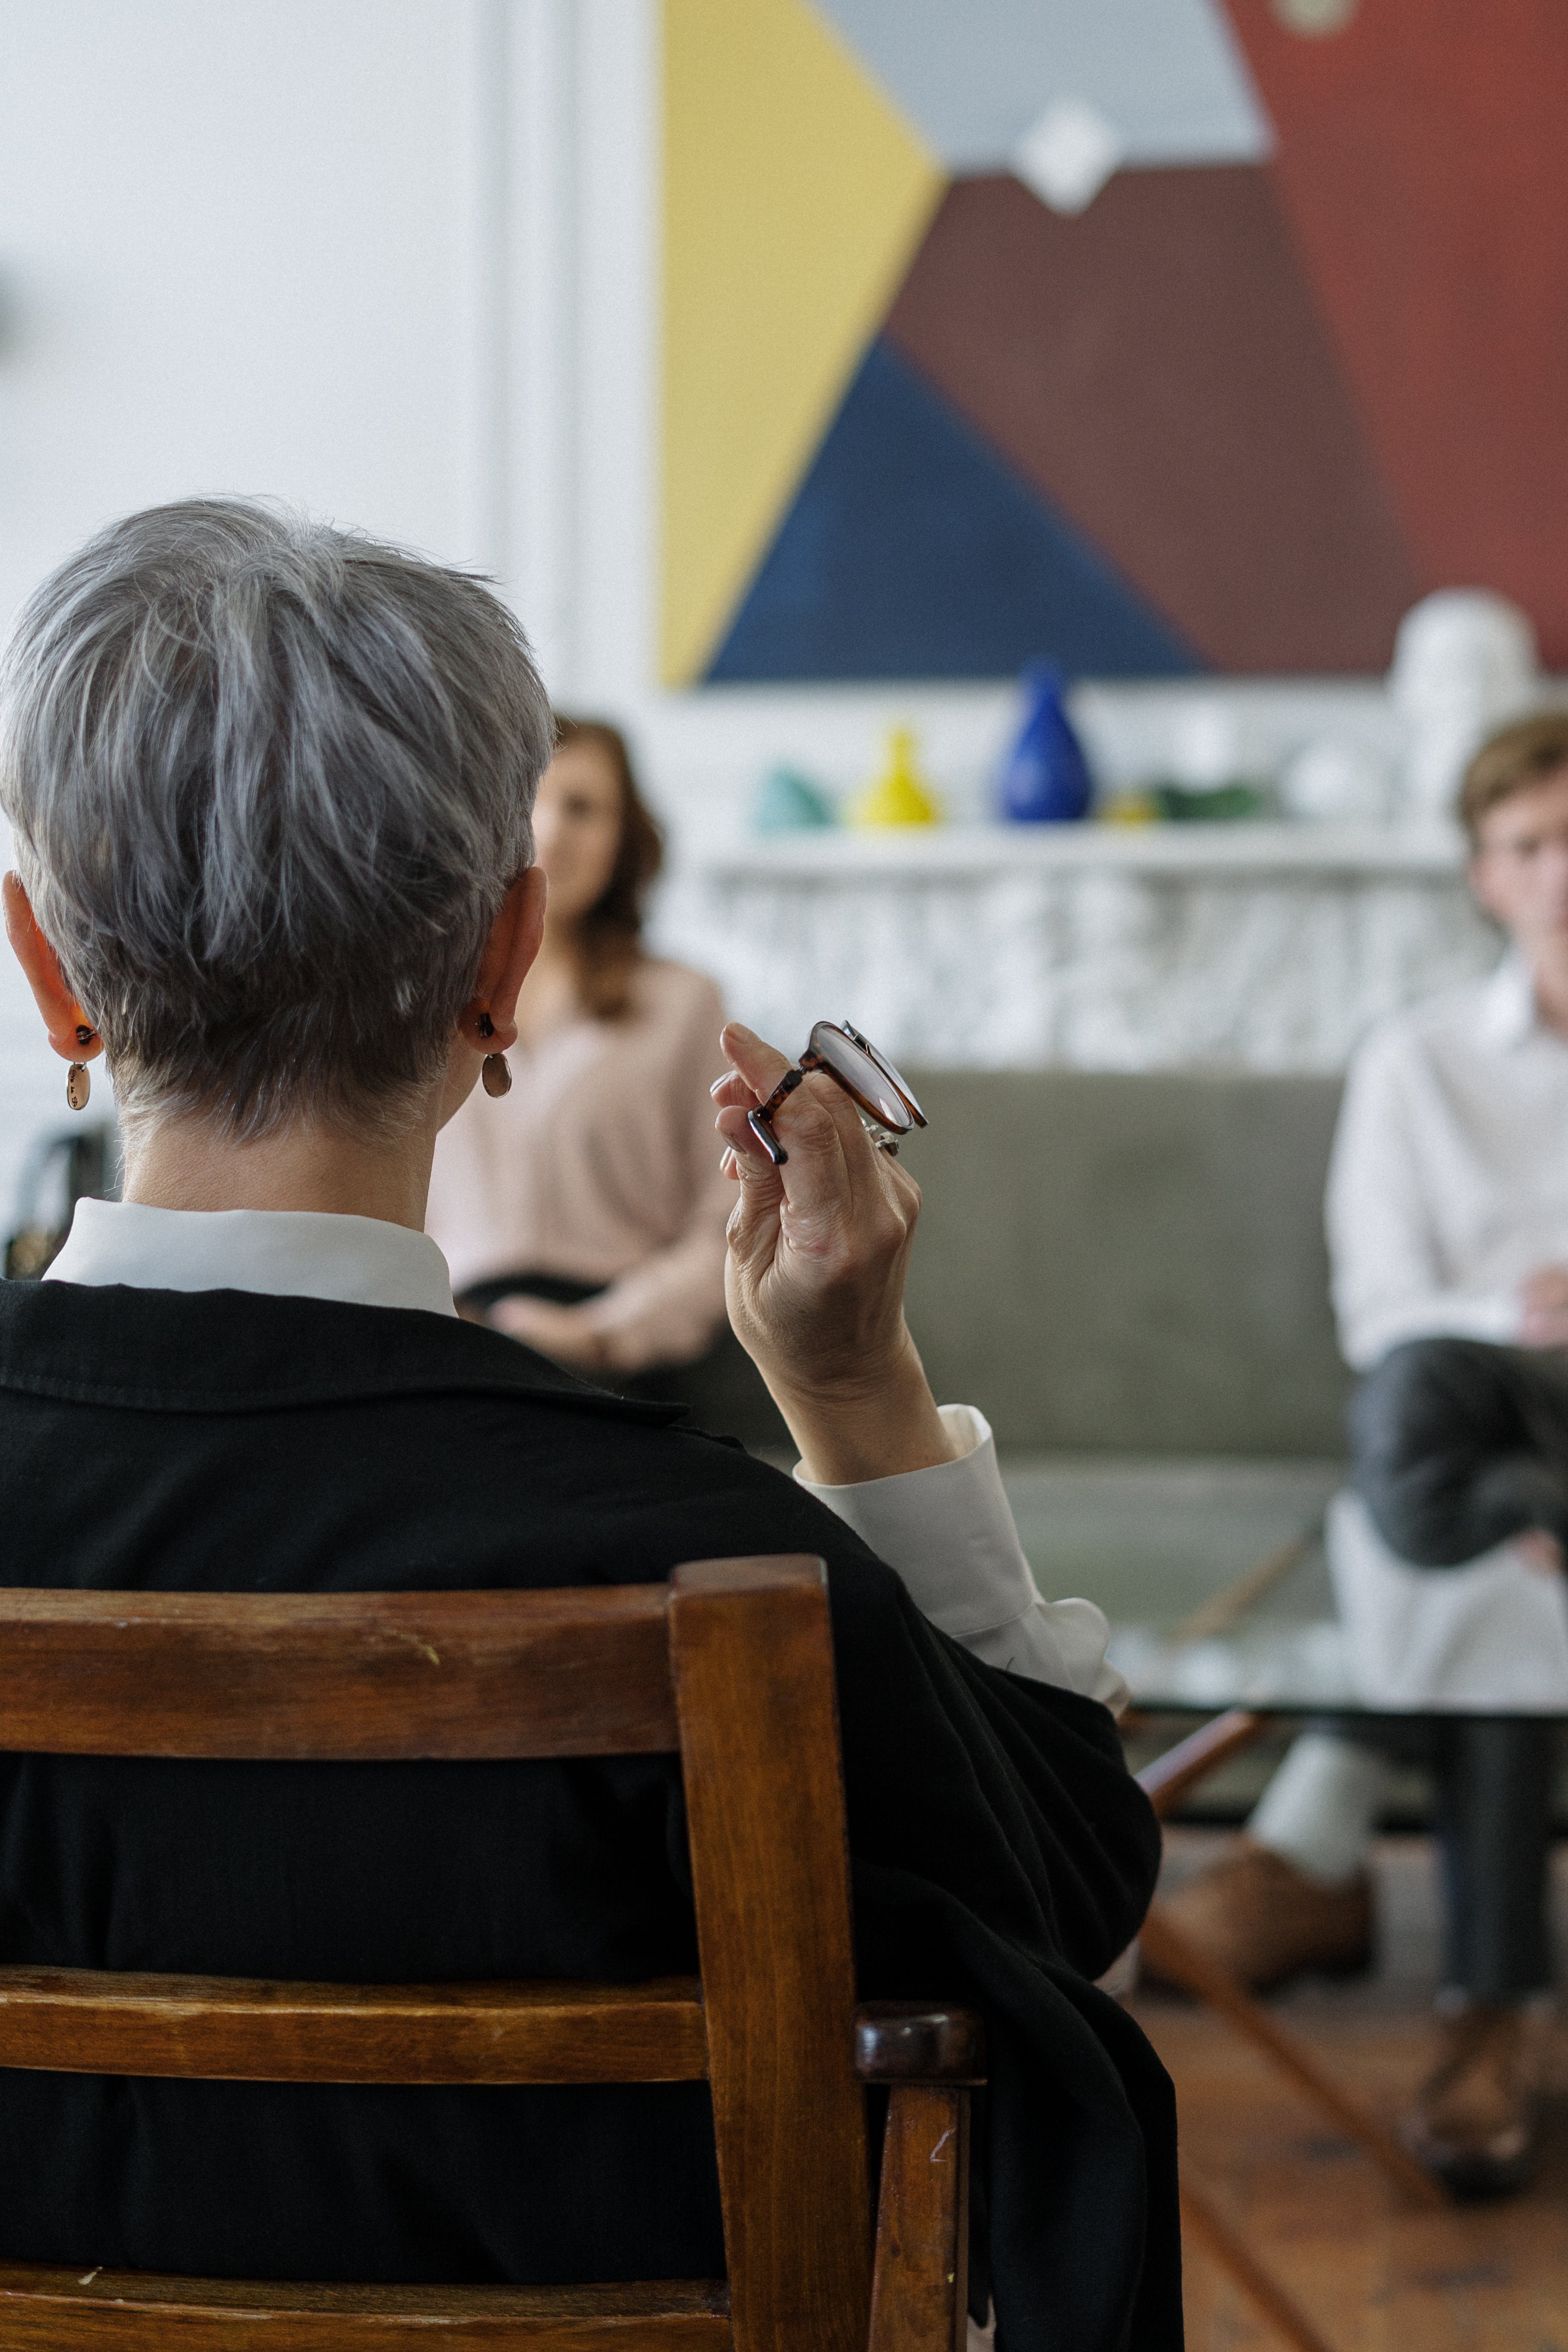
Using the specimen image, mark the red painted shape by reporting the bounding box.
[884,171,1419,673]
[1224,0,1568,662]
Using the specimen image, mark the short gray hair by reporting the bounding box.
[0,499,553,1138]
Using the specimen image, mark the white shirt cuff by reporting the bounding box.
[795,1404,1127,1714]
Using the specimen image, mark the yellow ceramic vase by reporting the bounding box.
[849,727,941,827]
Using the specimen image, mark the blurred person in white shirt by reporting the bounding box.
[1159,711,1568,2196]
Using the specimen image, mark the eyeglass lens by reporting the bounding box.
[841,1024,925,1128]
[807,1023,914,1131]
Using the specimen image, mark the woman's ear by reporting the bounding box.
[2,873,103,1061]
[460,868,547,1052]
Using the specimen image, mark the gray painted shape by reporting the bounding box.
[816,0,1273,170]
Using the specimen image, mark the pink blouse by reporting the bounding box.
[425,958,732,1372]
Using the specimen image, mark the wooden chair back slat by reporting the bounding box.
[669,1559,873,2352]
[0,1563,973,2350]
[0,2263,733,2348]
[0,1967,706,2085]
[0,1587,678,1759]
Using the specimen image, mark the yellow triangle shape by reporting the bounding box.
[662,0,943,685]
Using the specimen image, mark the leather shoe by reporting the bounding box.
[1145,1837,1374,1994]
[1402,2003,1546,2197]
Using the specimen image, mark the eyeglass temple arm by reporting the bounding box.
[747,1063,906,1166]
[745,1065,805,1167]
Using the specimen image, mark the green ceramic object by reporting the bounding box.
[755,765,836,832]
[1151,781,1275,823]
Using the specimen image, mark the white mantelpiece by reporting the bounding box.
[681,819,1468,879]
[654,823,1497,1073]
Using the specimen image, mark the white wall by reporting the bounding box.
[0,3,483,616]
[0,0,532,1214]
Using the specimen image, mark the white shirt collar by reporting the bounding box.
[45,1198,458,1318]
[1476,952,1539,1051]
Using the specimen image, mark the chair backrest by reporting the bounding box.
[0,1558,900,2352]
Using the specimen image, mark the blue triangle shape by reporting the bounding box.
[707,338,1201,682]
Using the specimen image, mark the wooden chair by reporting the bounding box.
[0,1557,983,2350]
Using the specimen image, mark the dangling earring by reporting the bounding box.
[66,1025,96,1110]
[475,1006,510,1095]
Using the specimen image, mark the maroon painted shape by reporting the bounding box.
[1224,0,1568,664]
[883,169,1420,674]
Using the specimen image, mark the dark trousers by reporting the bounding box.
[1316,1713,1555,1999]
[1342,1336,1566,1999]
[457,1271,791,1453]
[1350,1335,1568,1567]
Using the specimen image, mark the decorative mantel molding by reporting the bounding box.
[656,823,1497,1072]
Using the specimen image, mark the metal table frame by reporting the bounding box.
[1134,1709,1449,2352]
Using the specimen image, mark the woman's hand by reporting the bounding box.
[712,1022,960,1485]
[1515,1528,1565,1577]
[485,1293,609,1374]
[1520,1262,1568,1348]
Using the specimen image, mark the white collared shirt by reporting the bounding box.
[51,1197,460,1318]
[1327,953,1568,1369]
[45,1199,1123,1711]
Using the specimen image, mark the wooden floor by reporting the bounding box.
[1130,1835,1568,2351]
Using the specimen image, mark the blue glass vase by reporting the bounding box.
[997,663,1093,823]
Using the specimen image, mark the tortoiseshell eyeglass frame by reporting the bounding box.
[745,1020,927,1168]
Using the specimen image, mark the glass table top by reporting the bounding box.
[1001,1454,1362,1714]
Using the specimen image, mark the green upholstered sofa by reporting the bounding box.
[900,1068,1350,1460]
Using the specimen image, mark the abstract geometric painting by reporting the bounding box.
[662,0,1568,685]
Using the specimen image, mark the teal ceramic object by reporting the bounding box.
[755,765,836,832]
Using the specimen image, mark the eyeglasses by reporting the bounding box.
[746,1020,927,1168]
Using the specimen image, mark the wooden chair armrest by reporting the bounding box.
[854,2003,985,2084]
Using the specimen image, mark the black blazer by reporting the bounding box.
[0,1282,1179,2350]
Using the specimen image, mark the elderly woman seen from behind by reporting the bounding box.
[0,501,1176,2351]
[426,717,735,1396]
